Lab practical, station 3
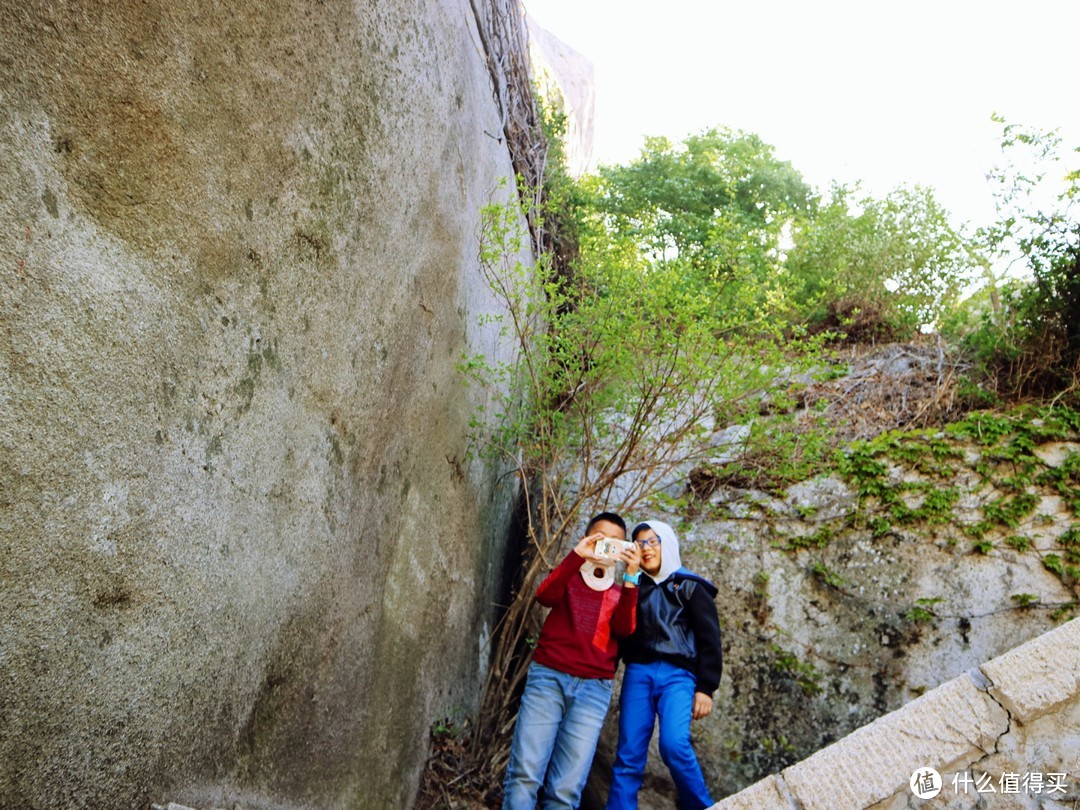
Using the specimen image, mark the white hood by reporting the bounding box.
[638,519,681,584]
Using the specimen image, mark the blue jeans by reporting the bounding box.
[502,661,614,810]
[606,660,713,810]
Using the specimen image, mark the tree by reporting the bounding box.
[947,118,1080,398]
[458,184,823,795]
[588,127,811,277]
[784,184,975,340]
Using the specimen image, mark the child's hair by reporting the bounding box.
[586,511,626,535]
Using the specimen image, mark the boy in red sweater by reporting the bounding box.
[502,512,642,810]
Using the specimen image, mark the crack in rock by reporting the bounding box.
[967,669,1013,770]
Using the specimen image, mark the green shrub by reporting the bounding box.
[944,119,1080,401]
[785,184,975,340]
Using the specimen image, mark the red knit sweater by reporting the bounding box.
[531,550,638,679]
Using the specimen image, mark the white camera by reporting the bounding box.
[594,538,633,561]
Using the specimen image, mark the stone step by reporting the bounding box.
[711,617,1080,809]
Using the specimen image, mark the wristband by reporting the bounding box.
[622,571,641,586]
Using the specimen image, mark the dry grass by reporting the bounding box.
[414,719,504,810]
[800,339,968,442]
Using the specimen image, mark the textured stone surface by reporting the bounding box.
[0,1,519,808]
[580,420,1078,808]
[782,674,1006,810]
[527,14,596,176]
[709,774,792,810]
[710,631,1080,810]
[886,700,1080,808]
[980,617,1080,722]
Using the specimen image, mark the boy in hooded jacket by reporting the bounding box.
[605,519,722,810]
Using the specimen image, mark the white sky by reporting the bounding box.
[523,0,1080,229]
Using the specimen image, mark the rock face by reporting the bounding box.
[714,618,1080,809]
[526,14,597,176]
[583,414,1079,808]
[0,2,521,808]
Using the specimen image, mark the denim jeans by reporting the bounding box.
[606,660,713,810]
[502,661,614,810]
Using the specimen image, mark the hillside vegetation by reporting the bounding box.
[416,114,1080,807]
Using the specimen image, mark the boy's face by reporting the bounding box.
[636,528,662,575]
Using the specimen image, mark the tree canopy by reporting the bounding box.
[784,183,973,338]
[588,128,811,275]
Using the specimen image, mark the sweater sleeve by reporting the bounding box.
[535,550,585,608]
[688,584,723,695]
[611,581,638,638]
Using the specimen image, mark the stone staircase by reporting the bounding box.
[711,618,1080,809]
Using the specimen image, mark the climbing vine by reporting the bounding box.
[823,406,1080,606]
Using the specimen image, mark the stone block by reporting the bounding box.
[980,618,1080,723]
[709,774,793,809]
[781,673,1007,810]
[0,0,520,807]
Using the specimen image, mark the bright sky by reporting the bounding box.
[523,0,1080,229]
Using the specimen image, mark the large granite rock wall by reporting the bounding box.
[0,2,520,807]
[526,14,596,177]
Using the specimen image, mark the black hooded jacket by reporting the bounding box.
[620,569,723,695]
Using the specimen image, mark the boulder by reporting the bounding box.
[0,1,521,807]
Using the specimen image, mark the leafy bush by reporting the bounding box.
[460,179,827,786]
[944,119,1080,401]
[784,184,975,341]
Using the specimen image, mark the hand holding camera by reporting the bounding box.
[576,532,637,565]
[574,532,607,562]
[619,542,642,575]
[594,537,634,562]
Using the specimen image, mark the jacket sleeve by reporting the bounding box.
[688,583,723,695]
[611,582,638,638]
[535,550,585,608]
